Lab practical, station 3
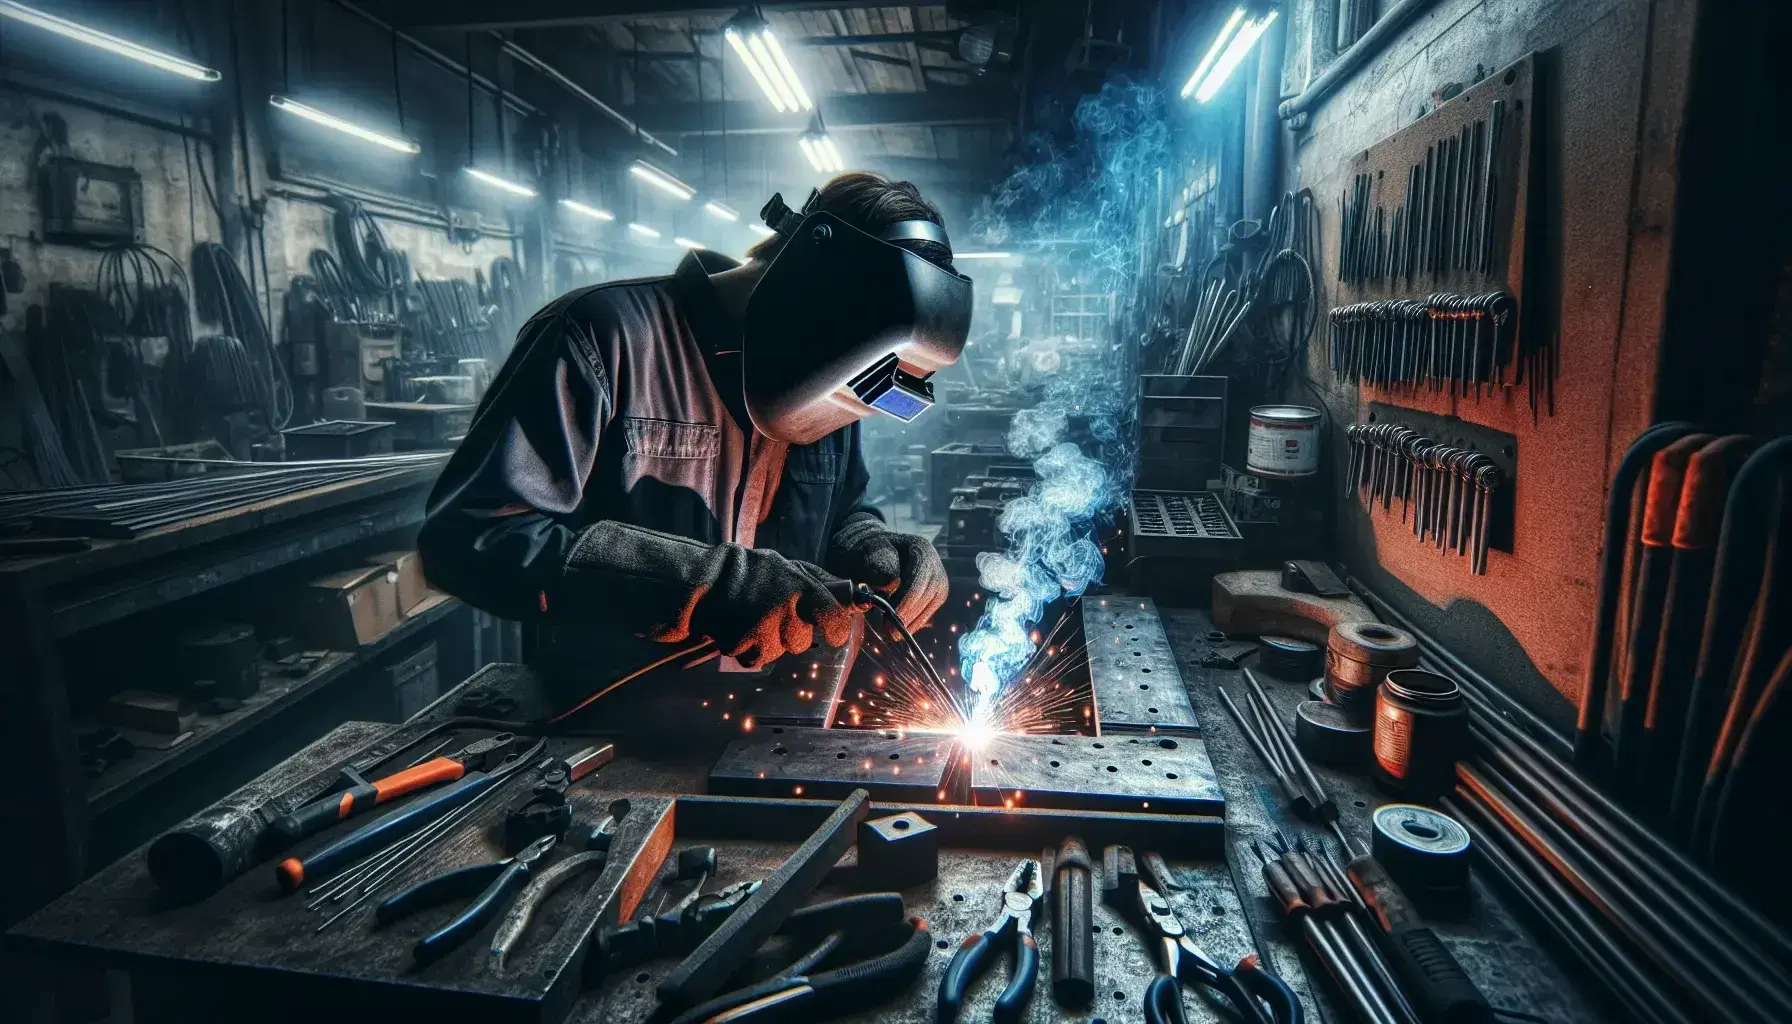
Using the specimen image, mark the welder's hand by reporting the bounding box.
[692,547,855,668]
[826,514,949,631]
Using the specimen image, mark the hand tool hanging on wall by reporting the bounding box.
[1328,293,1519,398]
[1571,422,1705,777]
[1344,423,1507,574]
[1633,436,1759,818]
[1686,438,1792,858]
[938,859,1042,1024]
[1607,434,1718,790]
[1134,874,1302,1024]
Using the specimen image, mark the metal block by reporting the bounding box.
[1083,596,1201,736]
[708,727,956,802]
[969,733,1224,816]
[857,811,940,889]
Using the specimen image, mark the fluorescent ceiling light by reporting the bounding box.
[748,223,775,238]
[956,251,1014,260]
[1180,7,1245,99]
[674,237,705,250]
[799,114,844,174]
[628,222,662,239]
[724,26,787,113]
[465,167,537,198]
[630,160,694,200]
[724,13,813,113]
[561,199,615,221]
[1,0,221,81]
[270,96,418,154]
[1184,8,1278,103]
[760,31,812,111]
[704,201,740,222]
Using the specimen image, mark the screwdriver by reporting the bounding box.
[1256,840,1397,1024]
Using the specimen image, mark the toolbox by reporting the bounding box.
[377,640,440,722]
[286,565,402,649]
[280,420,395,460]
[364,401,476,449]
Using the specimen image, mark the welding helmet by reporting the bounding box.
[742,190,973,444]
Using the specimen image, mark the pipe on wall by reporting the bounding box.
[1278,0,1441,123]
[494,36,678,159]
[1242,10,1286,222]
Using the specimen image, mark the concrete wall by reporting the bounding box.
[1279,0,1690,728]
[0,80,522,469]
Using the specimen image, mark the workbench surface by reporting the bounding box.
[9,600,1612,1024]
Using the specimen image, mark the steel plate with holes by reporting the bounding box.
[1084,597,1202,735]
[968,733,1224,815]
[708,726,957,801]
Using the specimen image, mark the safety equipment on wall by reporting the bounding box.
[741,191,973,444]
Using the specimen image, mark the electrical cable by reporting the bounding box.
[192,242,292,429]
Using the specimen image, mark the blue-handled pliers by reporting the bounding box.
[1137,879,1304,1024]
[375,834,558,964]
[937,859,1043,1024]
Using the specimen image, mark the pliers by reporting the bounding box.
[375,834,558,964]
[937,859,1043,1024]
[1136,879,1303,1024]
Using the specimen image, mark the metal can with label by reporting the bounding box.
[1245,405,1321,478]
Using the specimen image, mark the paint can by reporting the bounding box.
[1246,405,1322,478]
[1372,668,1470,799]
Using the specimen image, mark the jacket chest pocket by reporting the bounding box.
[623,417,720,460]
[784,447,842,484]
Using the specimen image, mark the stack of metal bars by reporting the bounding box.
[0,452,448,539]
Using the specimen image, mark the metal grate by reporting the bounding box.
[1130,490,1240,540]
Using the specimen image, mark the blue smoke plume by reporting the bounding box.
[959,78,1174,712]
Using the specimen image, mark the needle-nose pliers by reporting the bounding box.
[937,859,1043,1024]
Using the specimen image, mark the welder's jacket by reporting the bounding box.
[418,250,879,688]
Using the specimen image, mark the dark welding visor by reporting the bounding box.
[742,199,972,444]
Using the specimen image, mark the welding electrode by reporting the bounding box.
[1230,673,1491,1024]
[1051,836,1095,1006]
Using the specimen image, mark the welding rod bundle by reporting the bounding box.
[1347,577,1792,1024]
[1221,669,1492,1024]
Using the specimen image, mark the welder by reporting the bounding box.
[418,173,971,710]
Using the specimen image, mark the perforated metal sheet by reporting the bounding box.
[708,727,957,802]
[1084,597,1201,736]
[967,732,1224,816]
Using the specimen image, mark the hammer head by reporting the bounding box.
[675,846,718,881]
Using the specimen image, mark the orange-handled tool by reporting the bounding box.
[268,733,516,851]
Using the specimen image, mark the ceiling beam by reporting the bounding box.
[633,88,1014,136]
[378,1,903,30]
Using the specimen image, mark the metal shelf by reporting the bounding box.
[85,597,460,815]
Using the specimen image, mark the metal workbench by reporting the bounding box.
[7,599,1612,1024]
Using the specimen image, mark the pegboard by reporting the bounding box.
[1329,53,1551,415]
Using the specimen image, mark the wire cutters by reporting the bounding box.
[376,834,557,964]
[1136,880,1303,1024]
[938,859,1043,1024]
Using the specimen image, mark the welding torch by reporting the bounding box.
[827,580,951,695]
